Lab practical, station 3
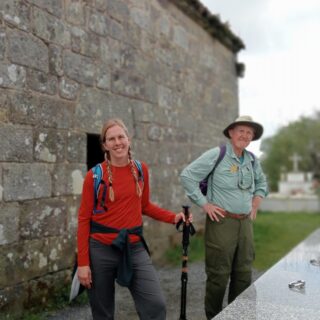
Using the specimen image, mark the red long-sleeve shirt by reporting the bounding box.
[77,161,176,266]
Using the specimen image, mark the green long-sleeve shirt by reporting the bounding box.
[180,141,268,214]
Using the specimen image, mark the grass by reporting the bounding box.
[253,212,320,270]
[165,212,320,271]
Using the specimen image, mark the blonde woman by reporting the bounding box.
[77,119,188,320]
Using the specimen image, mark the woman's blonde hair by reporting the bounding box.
[100,118,143,201]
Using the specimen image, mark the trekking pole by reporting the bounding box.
[177,205,196,320]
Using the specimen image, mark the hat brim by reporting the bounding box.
[223,121,263,141]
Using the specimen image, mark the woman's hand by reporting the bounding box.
[202,203,226,222]
[174,211,193,224]
[77,265,92,289]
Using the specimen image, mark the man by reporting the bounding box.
[180,115,268,319]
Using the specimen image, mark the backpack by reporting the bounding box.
[92,160,144,214]
[199,145,255,195]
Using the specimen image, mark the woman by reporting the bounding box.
[77,119,188,320]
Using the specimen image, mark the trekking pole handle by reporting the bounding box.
[182,205,190,221]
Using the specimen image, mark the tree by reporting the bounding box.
[260,112,320,191]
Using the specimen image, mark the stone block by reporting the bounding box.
[52,163,86,196]
[106,16,126,41]
[59,77,80,100]
[106,0,129,23]
[132,122,147,140]
[158,85,174,109]
[0,0,31,31]
[0,203,20,245]
[7,29,48,73]
[64,195,81,235]
[38,96,75,129]
[154,40,174,67]
[48,236,75,271]
[87,8,110,36]
[0,270,70,317]
[49,44,63,76]
[33,7,71,46]
[130,7,152,32]
[75,88,133,133]
[65,0,85,25]
[0,166,3,202]
[95,0,108,12]
[1,236,73,289]
[27,0,63,18]
[111,69,155,102]
[99,38,111,65]
[0,283,28,317]
[20,198,67,239]
[26,68,58,95]
[2,163,52,201]
[87,6,126,41]
[158,15,171,37]
[173,25,189,50]
[27,270,70,308]
[0,238,52,287]
[131,101,155,122]
[0,62,26,89]
[0,124,33,162]
[0,27,5,59]
[147,124,162,141]
[75,88,110,132]
[7,91,39,125]
[100,37,121,68]
[34,128,66,162]
[66,131,86,163]
[71,26,100,58]
[0,88,9,123]
[96,64,111,90]
[63,50,95,85]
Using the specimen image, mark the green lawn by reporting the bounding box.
[165,212,320,271]
[253,212,320,270]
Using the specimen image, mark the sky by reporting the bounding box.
[200,0,320,154]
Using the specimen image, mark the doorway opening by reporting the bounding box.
[87,134,104,170]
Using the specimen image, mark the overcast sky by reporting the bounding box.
[200,0,320,154]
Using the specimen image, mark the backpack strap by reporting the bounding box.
[247,150,256,181]
[215,144,226,170]
[199,144,226,195]
[207,144,227,178]
[92,163,107,214]
[133,159,144,181]
[247,150,256,167]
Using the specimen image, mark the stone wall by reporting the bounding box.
[0,0,241,315]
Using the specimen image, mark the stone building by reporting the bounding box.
[0,0,244,316]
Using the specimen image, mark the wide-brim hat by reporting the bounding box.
[223,115,264,141]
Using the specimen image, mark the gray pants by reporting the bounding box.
[88,238,166,320]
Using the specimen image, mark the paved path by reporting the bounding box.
[47,262,263,320]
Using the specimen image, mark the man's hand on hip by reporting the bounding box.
[202,203,226,222]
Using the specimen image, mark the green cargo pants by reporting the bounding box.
[204,216,254,319]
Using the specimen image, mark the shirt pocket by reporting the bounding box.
[239,165,254,190]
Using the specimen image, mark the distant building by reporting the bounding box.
[278,153,314,196]
[261,153,319,212]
